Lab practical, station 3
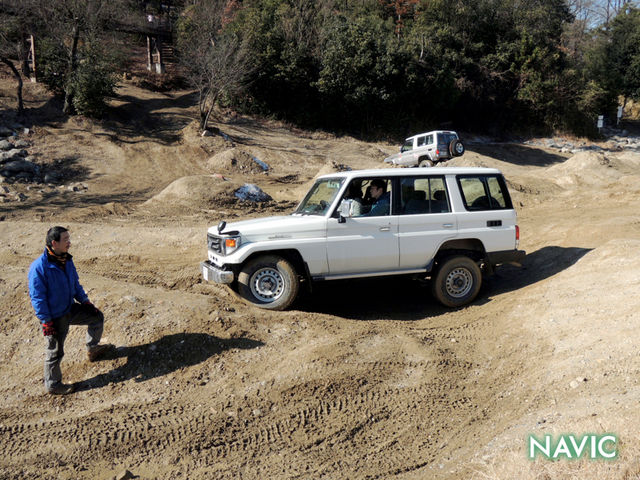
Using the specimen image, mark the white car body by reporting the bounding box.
[202,167,524,309]
[384,130,463,167]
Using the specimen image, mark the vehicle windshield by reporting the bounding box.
[401,139,413,152]
[294,177,345,215]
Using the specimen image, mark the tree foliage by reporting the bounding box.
[2,0,639,134]
[226,0,604,136]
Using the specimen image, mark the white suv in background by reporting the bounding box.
[384,130,465,167]
[202,167,524,310]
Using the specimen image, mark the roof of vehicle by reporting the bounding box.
[406,130,457,140]
[317,167,502,180]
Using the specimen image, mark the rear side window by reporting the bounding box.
[438,133,457,146]
[399,176,450,215]
[457,175,512,211]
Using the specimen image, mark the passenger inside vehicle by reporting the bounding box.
[344,180,364,216]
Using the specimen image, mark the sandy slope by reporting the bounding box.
[1,82,639,480]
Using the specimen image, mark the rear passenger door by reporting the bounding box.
[397,176,457,269]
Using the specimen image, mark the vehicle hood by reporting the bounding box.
[208,215,326,242]
[384,152,401,164]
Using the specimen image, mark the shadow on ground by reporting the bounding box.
[102,91,198,144]
[75,332,263,392]
[0,187,153,217]
[470,143,568,167]
[485,245,592,296]
[297,246,591,320]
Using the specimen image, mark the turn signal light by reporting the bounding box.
[225,238,237,248]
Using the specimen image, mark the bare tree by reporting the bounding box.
[567,0,637,28]
[177,0,253,130]
[0,0,30,115]
[27,0,125,114]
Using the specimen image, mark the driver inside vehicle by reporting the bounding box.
[362,179,390,216]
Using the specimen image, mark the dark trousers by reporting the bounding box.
[44,303,104,390]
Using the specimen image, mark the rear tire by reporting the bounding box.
[238,255,299,310]
[432,256,481,308]
[449,139,465,157]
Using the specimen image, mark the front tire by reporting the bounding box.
[238,255,299,310]
[432,256,481,308]
[419,159,434,167]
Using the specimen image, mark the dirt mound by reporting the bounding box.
[546,151,621,187]
[207,148,269,175]
[444,155,495,168]
[289,161,354,199]
[610,151,640,174]
[144,174,240,209]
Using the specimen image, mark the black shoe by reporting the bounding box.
[48,383,75,395]
[87,343,115,362]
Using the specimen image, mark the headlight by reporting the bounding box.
[223,236,241,255]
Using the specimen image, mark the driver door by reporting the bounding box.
[325,179,399,274]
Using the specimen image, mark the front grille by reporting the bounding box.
[207,233,223,255]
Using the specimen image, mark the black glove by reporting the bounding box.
[42,321,56,336]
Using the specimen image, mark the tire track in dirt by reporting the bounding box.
[78,255,202,292]
[1,358,480,476]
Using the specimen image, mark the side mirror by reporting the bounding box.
[338,199,352,223]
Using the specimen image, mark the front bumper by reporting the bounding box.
[201,261,235,284]
[487,249,526,267]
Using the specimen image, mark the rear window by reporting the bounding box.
[457,174,512,211]
[438,132,458,146]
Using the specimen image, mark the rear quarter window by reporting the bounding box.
[457,175,513,211]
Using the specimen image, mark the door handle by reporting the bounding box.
[379,226,391,232]
[442,223,454,228]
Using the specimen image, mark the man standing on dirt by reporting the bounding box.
[28,226,114,395]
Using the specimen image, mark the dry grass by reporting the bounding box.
[470,421,640,480]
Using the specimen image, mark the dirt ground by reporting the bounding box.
[1,79,640,480]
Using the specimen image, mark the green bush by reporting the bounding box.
[37,39,68,96]
[69,52,117,117]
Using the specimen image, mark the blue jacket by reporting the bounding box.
[28,249,89,324]
[364,192,390,216]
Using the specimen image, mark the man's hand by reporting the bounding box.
[42,322,56,337]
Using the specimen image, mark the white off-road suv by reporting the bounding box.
[384,130,465,167]
[201,167,524,310]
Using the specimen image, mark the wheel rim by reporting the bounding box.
[445,267,473,298]
[455,143,464,154]
[250,267,284,303]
